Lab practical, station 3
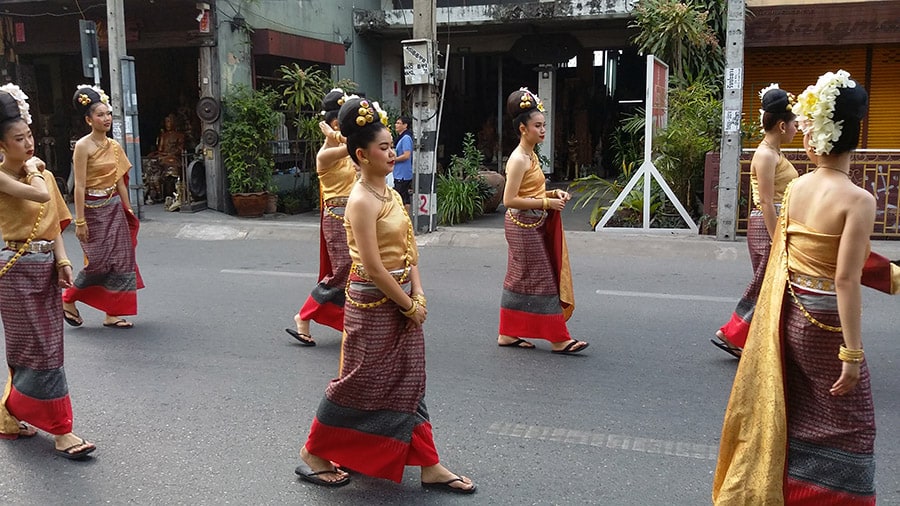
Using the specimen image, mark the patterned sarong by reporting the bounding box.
[499,209,572,342]
[783,288,875,505]
[62,193,142,316]
[297,205,349,331]
[0,251,73,436]
[719,211,770,348]
[304,277,438,482]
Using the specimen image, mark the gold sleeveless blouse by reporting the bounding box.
[750,154,798,208]
[517,153,546,199]
[85,139,131,190]
[346,189,418,271]
[318,154,356,202]
[0,171,71,242]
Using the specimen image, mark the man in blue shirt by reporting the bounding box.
[393,115,413,213]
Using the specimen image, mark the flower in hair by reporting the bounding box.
[75,84,110,106]
[518,87,545,113]
[794,70,855,155]
[758,83,779,101]
[0,84,32,124]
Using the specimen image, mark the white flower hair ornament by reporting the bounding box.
[793,70,856,156]
[372,101,389,127]
[0,84,32,125]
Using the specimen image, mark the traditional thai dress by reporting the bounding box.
[304,189,439,482]
[499,153,574,342]
[718,154,798,348]
[713,182,897,505]
[0,172,74,437]
[296,153,356,331]
[62,139,143,316]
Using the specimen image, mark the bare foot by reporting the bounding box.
[421,463,476,493]
[497,334,535,349]
[299,446,348,483]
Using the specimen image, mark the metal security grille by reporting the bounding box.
[867,44,900,150]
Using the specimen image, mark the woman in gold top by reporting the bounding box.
[62,86,142,329]
[295,96,475,494]
[712,85,799,358]
[496,88,588,354]
[0,84,96,459]
[286,89,356,346]
[714,71,878,505]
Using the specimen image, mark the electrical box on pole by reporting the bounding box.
[402,39,435,86]
[79,20,101,85]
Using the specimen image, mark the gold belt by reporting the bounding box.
[351,263,409,282]
[324,196,349,207]
[790,272,836,292]
[5,240,54,253]
[86,185,116,197]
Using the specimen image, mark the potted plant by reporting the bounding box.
[220,84,280,217]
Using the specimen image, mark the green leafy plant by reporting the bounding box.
[220,84,280,194]
[437,132,494,225]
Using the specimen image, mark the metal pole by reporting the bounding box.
[106,0,126,147]
[716,0,746,241]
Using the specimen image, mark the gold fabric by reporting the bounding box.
[517,153,547,199]
[713,183,794,505]
[785,221,851,280]
[318,155,356,202]
[85,139,131,190]
[0,370,20,435]
[892,263,900,294]
[346,189,418,271]
[750,154,798,208]
[0,171,71,242]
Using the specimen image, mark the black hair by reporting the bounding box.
[397,115,411,127]
[323,110,340,125]
[0,91,26,140]
[760,88,796,132]
[830,84,868,154]
[506,89,543,131]
[73,87,106,117]
[321,88,344,126]
[337,96,388,165]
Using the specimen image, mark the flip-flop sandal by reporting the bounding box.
[421,476,477,494]
[64,309,83,327]
[710,338,742,359]
[294,462,350,487]
[103,319,133,329]
[55,438,96,460]
[498,338,535,349]
[0,422,37,440]
[552,340,589,355]
[285,329,316,346]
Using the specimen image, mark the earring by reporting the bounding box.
[361,159,369,164]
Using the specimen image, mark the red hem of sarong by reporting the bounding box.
[499,307,570,342]
[718,313,750,348]
[62,285,136,316]
[785,477,875,505]
[306,417,438,482]
[298,297,344,331]
[5,388,72,435]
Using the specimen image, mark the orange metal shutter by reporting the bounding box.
[866,44,900,149]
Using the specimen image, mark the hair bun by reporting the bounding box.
[761,88,791,113]
[0,84,31,125]
[337,95,387,136]
[321,88,346,115]
[833,84,868,123]
[73,85,109,115]
[506,87,545,117]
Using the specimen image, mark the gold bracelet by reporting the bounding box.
[25,172,45,184]
[542,198,549,210]
[400,299,419,317]
[56,259,72,269]
[838,345,865,364]
[74,218,87,227]
[412,294,427,308]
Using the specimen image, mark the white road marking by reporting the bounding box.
[220,269,318,279]
[488,422,717,461]
[596,289,734,303]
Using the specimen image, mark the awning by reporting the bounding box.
[251,29,345,65]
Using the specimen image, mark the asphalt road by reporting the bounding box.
[1,211,898,505]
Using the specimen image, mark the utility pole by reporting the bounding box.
[408,0,439,233]
[716,0,745,241]
[106,0,143,214]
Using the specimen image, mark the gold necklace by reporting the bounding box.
[760,139,781,155]
[0,162,22,179]
[359,178,391,203]
[816,165,850,178]
[92,136,110,149]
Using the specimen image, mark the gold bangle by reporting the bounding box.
[838,345,865,364]
[74,218,87,227]
[400,299,419,317]
[542,198,549,210]
[412,294,427,306]
[56,259,72,269]
[26,173,45,184]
